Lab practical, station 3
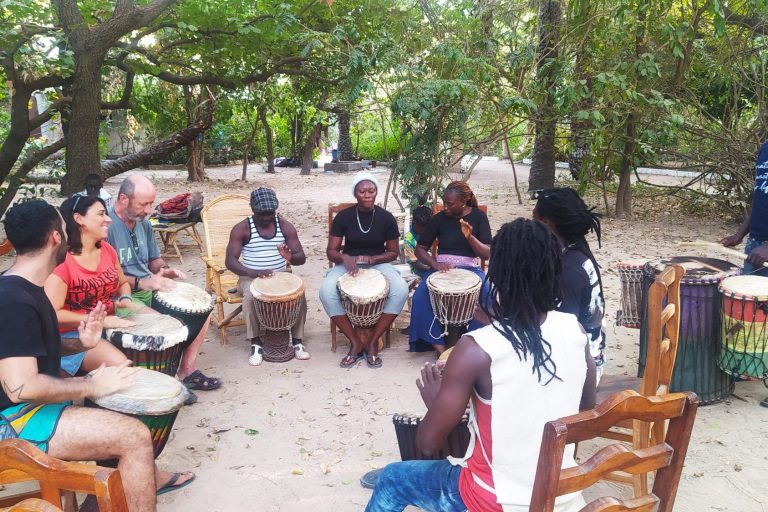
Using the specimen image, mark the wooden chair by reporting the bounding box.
[200,194,252,345]
[0,439,128,512]
[429,204,488,271]
[327,203,392,352]
[593,264,685,496]
[529,390,698,512]
[3,499,63,511]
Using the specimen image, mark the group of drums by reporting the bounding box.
[617,256,768,405]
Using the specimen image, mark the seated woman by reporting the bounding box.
[320,171,408,369]
[409,181,492,354]
[365,219,596,512]
[45,194,143,376]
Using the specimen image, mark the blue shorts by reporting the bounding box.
[0,402,72,453]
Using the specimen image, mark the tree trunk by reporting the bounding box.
[0,138,67,218]
[260,107,275,173]
[615,112,638,218]
[186,136,205,182]
[300,124,320,175]
[338,111,354,161]
[60,53,106,195]
[0,86,33,187]
[528,0,562,192]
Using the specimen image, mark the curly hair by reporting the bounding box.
[3,200,62,255]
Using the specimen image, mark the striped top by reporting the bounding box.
[241,216,287,271]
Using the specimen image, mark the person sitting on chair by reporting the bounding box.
[533,187,606,382]
[79,173,113,210]
[402,204,432,281]
[409,181,492,354]
[365,219,596,512]
[320,171,408,369]
[0,200,194,511]
[107,175,220,396]
[225,187,309,366]
[44,194,144,377]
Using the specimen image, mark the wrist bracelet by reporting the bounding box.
[118,295,133,302]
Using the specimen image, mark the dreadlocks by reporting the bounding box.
[481,218,563,383]
[444,181,479,208]
[534,187,604,297]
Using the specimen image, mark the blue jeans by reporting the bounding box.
[744,236,768,277]
[365,460,467,512]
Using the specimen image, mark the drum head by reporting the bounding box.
[427,269,481,293]
[250,272,304,299]
[154,282,213,313]
[90,367,185,415]
[338,268,388,302]
[107,313,188,351]
[650,256,739,283]
[617,259,649,268]
[720,275,768,300]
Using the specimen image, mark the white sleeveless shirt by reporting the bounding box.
[241,216,287,272]
[452,311,588,511]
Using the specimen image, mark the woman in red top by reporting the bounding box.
[45,194,142,375]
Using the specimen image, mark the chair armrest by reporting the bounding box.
[201,257,227,274]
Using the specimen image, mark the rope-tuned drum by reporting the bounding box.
[153,282,214,350]
[719,275,768,380]
[107,313,188,376]
[337,268,389,328]
[250,272,306,362]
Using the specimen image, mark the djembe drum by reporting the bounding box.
[107,313,188,376]
[392,413,470,461]
[639,256,738,404]
[86,368,186,458]
[718,276,768,380]
[338,269,389,344]
[153,282,214,350]
[427,269,482,344]
[250,273,306,362]
[617,259,648,328]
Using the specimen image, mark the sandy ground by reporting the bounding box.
[3,160,767,511]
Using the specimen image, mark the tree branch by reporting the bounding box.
[723,6,768,35]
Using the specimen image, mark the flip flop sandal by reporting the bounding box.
[181,370,222,391]
[294,343,311,360]
[157,472,196,496]
[365,351,382,369]
[340,351,364,368]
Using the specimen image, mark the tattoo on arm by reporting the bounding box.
[2,379,27,401]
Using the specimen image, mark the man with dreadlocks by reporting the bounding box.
[365,219,596,512]
[533,187,607,382]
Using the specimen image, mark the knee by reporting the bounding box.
[115,416,153,454]
[319,278,339,305]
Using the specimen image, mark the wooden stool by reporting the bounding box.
[152,222,204,263]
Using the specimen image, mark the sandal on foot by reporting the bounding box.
[340,351,364,368]
[249,345,264,366]
[364,351,382,369]
[181,370,222,390]
[294,343,311,360]
[157,472,196,496]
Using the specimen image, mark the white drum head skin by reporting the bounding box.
[250,272,304,298]
[155,282,213,313]
[90,367,185,415]
[427,268,481,293]
[720,275,768,300]
[338,268,388,303]
[107,313,188,351]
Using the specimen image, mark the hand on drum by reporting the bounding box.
[103,316,137,330]
[720,234,743,247]
[88,361,139,398]
[341,254,360,276]
[160,266,187,280]
[459,219,473,239]
[417,362,442,409]
[747,243,768,268]
[277,243,292,262]
[142,273,177,292]
[78,302,107,348]
[435,262,454,272]
[250,269,274,279]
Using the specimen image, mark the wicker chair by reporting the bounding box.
[200,194,252,344]
[0,439,128,512]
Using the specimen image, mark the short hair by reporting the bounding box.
[444,181,479,207]
[60,195,106,255]
[3,200,62,255]
[117,177,136,199]
[84,173,102,186]
[412,206,432,226]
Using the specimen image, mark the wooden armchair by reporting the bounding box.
[529,390,699,512]
[0,439,128,512]
[429,204,488,271]
[593,264,685,496]
[327,203,391,352]
[200,194,252,344]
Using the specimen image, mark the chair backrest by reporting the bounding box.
[529,390,699,512]
[0,439,128,512]
[200,194,251,268]
[327,203,356,268]
[430,203,489,271]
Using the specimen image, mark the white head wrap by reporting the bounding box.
[351,171,379,197]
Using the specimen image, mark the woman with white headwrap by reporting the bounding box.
[319,171,408,368]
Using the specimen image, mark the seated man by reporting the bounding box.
[225,187,309,366]
[107,175,221,394]
[365,219,596,512]
[0,200,194,511]
[79,172,113,210]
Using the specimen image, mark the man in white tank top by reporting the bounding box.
[225,188,309,366]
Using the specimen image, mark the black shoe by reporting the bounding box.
[360,468,384,489]
[760,397,768,408]
[183,389,198,406]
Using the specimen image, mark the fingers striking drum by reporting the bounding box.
[86,367,186,458]
[107,313,188,376]
[250,273,306,362]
